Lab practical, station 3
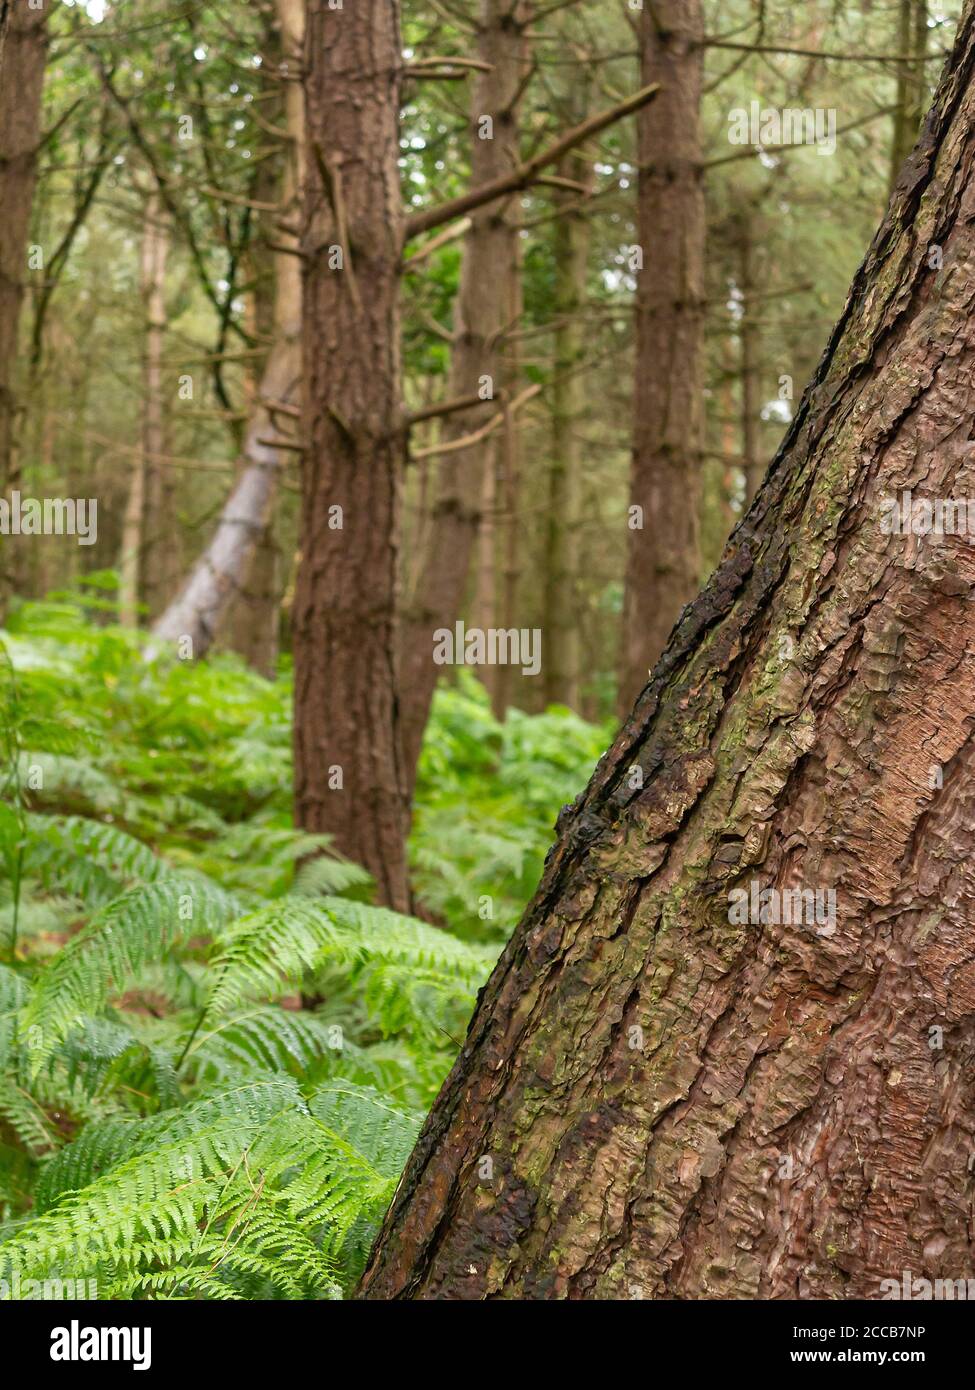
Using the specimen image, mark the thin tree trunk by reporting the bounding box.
[0,4,9,79]
[890,0,928,190]
[139,192,172,621]
[361,9,975,1300]
[398,0,532,785]
[739,217,763,504]
[488,203,527,722]
[543,140,593,710]
[0,2,48,620]
[491,391,521,719]
[470,441,498,656]
[118,443,145,629]
[619,0,705,714]
[154,0,303,657]
[220,0,296,677]
[291,0,411,910]
[120,192,167,630]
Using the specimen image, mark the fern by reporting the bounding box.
[21,874,240,1070]
[0,597,605,1297]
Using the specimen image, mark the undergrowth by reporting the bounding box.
[0,586,607,1298]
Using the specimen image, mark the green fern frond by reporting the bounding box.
[24,814,168,908]
[20,875,241,1070]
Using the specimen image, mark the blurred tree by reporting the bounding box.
[0,0,48,619]
[620,0,706,715]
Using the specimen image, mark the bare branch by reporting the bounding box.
[404,81,660,241]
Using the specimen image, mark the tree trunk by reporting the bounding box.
[360,11,975,1300]
[739,217,763,504]
[398,0,532,787]
[153,0,303,658]
[0,3,10,82]
[122,192,171,629]
[543,139,593,710]
[139,192,172,622]
[619,0,705,714]
[291,0,411,911]
[890,0,928,191]
[0,2,47,619]
[219,0,296,677]
[490,390,521,719]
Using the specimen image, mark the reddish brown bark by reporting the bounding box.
[619,0,705,714]
[291,0,411,910]
[360,9,975,1299]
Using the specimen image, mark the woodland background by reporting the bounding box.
[0,0,963,1300]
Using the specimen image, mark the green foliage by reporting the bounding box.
[412,672,610,936]
[0,603,604,1297]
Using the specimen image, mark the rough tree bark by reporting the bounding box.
[360,10,975,1300]
[619,0,705,714]
[0,1,48,618]
[153,0,303,658]
[291,0,411,910]
[398,0,532,785]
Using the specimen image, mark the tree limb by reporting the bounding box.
[403,81,660,241]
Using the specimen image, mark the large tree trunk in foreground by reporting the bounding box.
[619,0,705,714]
[291,0,410,910]
[0,2,47,619]
[398,0,531,788]
[361,11,975,1299]
[154,0,303,658]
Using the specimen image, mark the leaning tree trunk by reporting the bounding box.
[153,0,303,658]
[291,0,411,910]
[361,8,975,1300]
[0,2,47,620]
[619,0,705,714]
